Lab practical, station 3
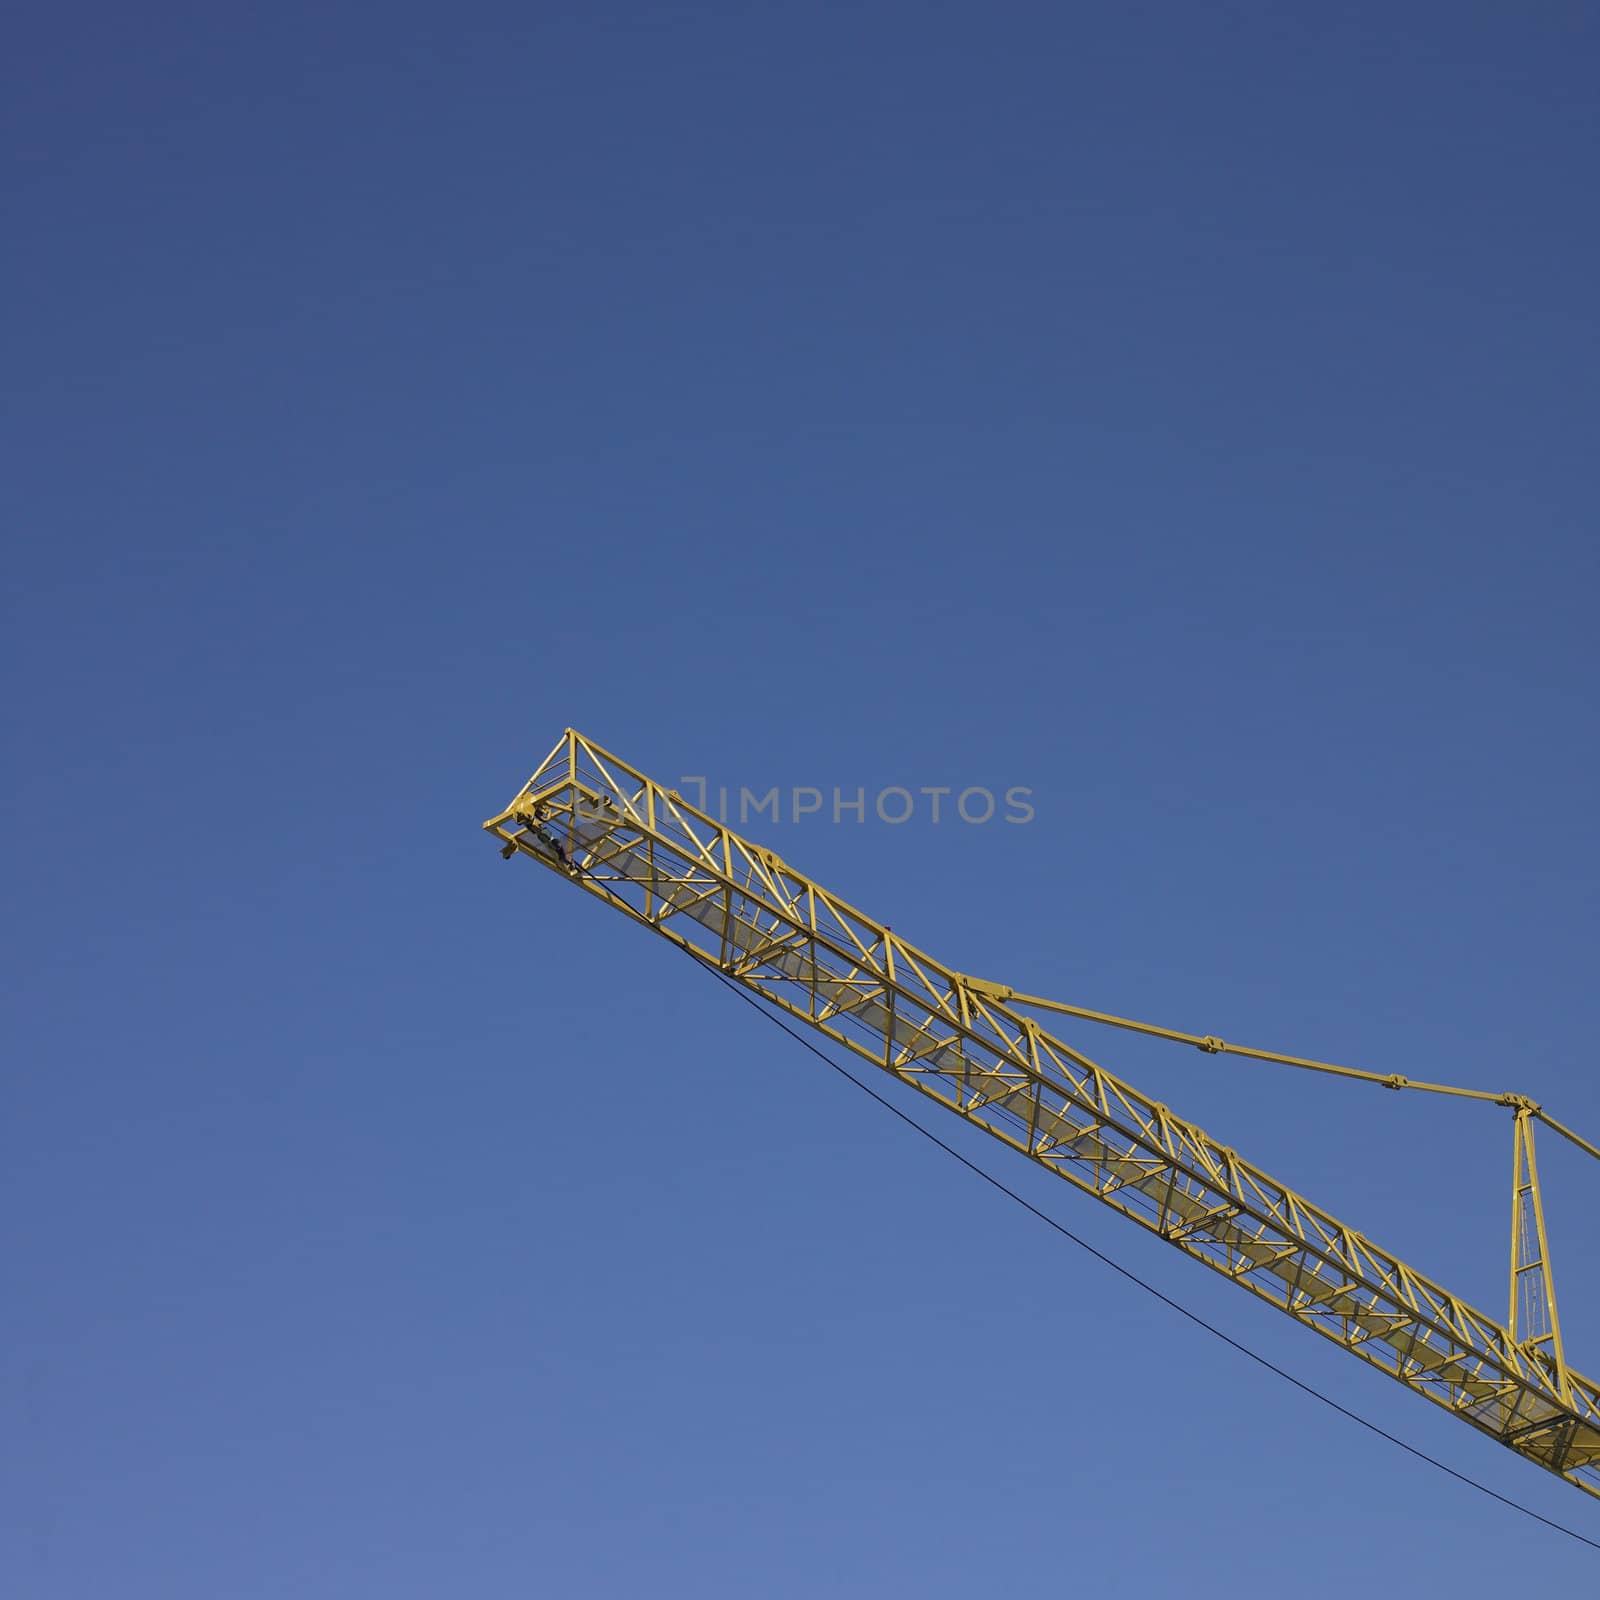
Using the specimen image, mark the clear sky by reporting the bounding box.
[5,3,1598,1594]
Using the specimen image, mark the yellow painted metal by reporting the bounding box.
[1511,1110,1572,1406]
[971,982,1600,1164]
[484,730,1600,1501]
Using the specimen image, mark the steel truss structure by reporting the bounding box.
[485,730,1600,1500]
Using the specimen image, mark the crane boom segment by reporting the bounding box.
[485,730,1600,1501]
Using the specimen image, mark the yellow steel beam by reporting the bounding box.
[1511,1110,1571,1405]
[484,730,1600,1501]
[966,981,1600,1163]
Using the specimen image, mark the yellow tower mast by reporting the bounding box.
[485,730,1600,1501]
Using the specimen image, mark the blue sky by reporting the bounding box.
[5,3,1598,1593]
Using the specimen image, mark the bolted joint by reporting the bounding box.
[964,976,1015,1003]
[1197,1036,1225,1054]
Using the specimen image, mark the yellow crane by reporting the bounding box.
[484,729,1600,1502]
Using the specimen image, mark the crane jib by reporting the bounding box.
[485,729,1600,1502]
